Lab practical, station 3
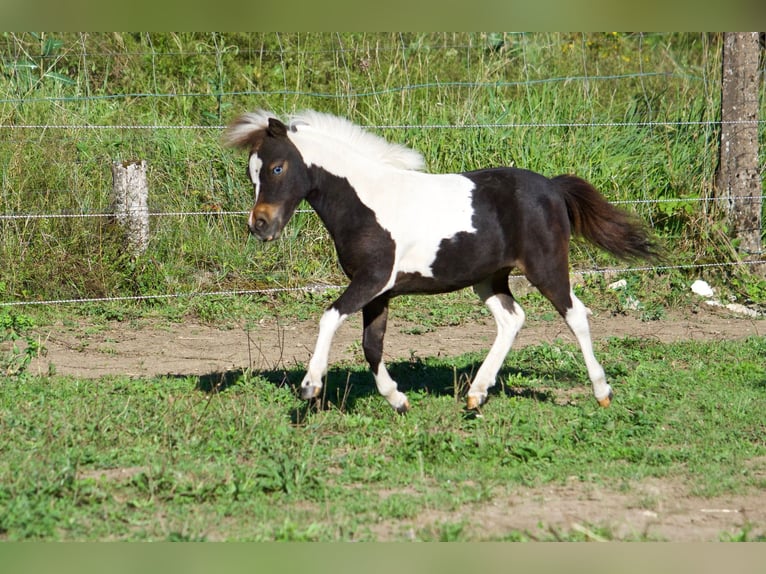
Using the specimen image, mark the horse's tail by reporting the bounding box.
[553,174,660,261]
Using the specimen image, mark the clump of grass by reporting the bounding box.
[0,307,40,376]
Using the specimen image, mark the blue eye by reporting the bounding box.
[272,165,283,175]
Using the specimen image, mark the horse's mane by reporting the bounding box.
[224,110,426,172]
[222,110,277,148]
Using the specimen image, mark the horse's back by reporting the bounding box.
[461,166,571,237]
[462,166,563,200]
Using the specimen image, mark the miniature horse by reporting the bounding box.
[224,110,657,413]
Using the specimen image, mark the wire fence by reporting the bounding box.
[1,32,764,310]
[3,119,763,131]
[3,260,766,309]
[3,196,766,221]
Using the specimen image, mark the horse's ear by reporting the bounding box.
[267,117,288,138]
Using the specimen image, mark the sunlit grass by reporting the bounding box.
[2,32,754,315]
[0,336,764,540]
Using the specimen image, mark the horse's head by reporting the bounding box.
[224,112,311,241]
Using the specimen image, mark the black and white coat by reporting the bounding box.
[225,110,657,413]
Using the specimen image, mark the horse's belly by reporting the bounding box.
[391,270,471,295]
[392,232,502,293]
[396,243,443,277]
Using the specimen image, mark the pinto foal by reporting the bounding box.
[224,110,657,413]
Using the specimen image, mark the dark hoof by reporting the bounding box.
[394,399,411,414]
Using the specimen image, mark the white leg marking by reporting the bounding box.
[301,308,347,397]
[467,283,526,407]
[373,362,409,412]
[565,291,612,402]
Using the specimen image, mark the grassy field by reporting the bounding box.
[2,32,764,312]
[1,327,765,540]
[1,33,765,542]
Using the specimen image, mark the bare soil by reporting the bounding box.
[27,303,766,541]
[28,303,764,380]
[370,473,766,542]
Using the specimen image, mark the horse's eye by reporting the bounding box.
[273,165,283,175]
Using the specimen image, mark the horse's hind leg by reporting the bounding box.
[528,266,613,407]
[466,271,526,410]
[564,290,613,406]
[362,296,409,413]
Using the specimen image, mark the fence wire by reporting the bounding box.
[1,33,764,311]
[1,119,763,132]
[2,195,766,222]
[2,260,765,309]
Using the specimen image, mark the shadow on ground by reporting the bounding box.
[195,356,566,421]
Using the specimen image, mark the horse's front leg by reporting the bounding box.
[299,277,390,401]
[299,306,347,400]
[362,296,409,413]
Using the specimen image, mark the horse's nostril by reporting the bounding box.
[254,217,267,229]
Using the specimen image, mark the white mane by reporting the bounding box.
[224,109,426,172]
[222,110,277,147]
[288,110,426,172]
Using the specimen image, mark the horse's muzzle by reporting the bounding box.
[249,220,281,242]
[248,206,282,241]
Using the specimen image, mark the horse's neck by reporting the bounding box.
[293,131,375,181]
[296,132,402,223]
[304,166,369,229]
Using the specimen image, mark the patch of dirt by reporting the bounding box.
[77,466,148,483]
[28,303,763,380]
[26,302,765,541]
[370,477,766,541]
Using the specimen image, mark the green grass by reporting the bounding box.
[2,32,763,315]
[1,335,764,541]
[1,32,765,542]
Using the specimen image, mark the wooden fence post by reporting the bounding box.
[715,32,762,267]
[111,160,149,256]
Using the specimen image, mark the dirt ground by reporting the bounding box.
[27,303,766,541]
[370,473,766,542]
[28,302,765,379]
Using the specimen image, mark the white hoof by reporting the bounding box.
[466,392,487,411]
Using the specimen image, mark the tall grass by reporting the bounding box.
[0,32,761,311]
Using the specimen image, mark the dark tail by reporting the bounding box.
[554,175,660,261]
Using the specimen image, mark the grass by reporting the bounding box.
[2,32,764,315]
[1,32,765,543]
[1,334,764,541]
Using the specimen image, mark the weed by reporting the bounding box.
[0,308,41,377]
[720,524,766,542]
[254,449,321,496]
